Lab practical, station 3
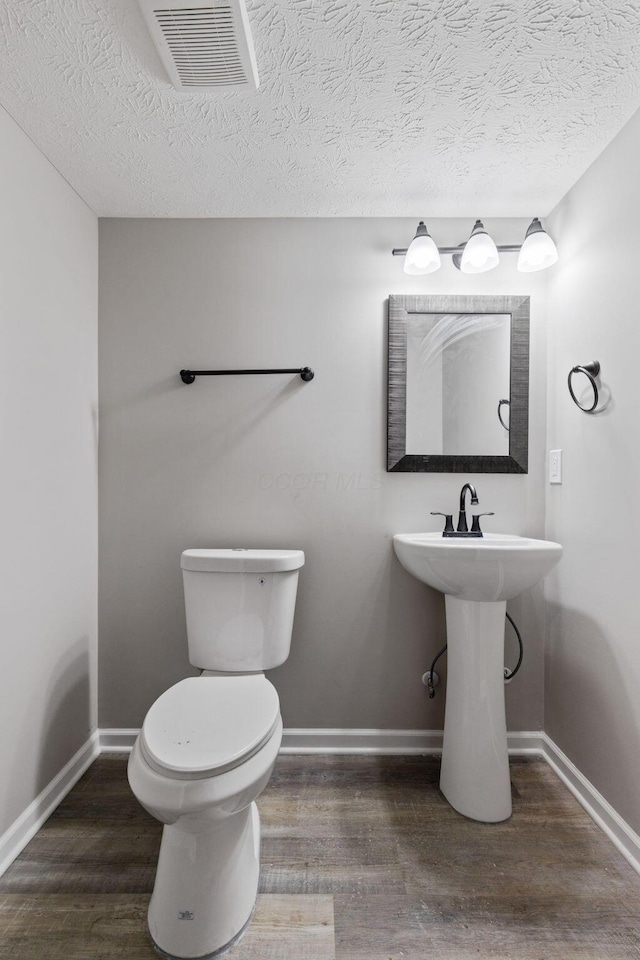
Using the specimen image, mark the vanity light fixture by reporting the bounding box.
[403,221,441,275]
[460,219,500,274]
[517,218,559,272]
[394,218,558,274]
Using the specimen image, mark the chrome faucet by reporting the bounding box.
[431,482,494,538]
[457,483,479,533]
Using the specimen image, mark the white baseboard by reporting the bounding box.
[540,733,640,876]
[280,728,546,755]
[0,731,100,879]
[97,727,545,756]
[93,727,640,878]
[281,728,443,754]
[99,728,140,752]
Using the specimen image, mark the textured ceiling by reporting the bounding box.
[0,0,640,217]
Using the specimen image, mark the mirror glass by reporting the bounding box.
[406,312,511,456]
[388,295,529,473]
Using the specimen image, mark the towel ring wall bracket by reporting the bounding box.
[568,361,600,413]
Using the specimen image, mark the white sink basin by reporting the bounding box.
[393,532,563,602]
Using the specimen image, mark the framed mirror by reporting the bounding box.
[387,294,529,473]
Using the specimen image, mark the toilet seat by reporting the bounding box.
[140,675,280,780]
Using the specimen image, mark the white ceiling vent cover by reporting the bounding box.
[138,0,259,91]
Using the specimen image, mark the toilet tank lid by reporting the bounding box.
[181,548,305,573]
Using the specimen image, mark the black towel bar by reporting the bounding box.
[180,367,314,384]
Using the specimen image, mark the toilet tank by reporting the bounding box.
[181,549,304,671]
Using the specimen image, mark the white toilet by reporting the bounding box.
[127,547,304,960]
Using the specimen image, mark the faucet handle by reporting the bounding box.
[431,512,454,535]
[470,512,495,535]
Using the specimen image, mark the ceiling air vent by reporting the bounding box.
[138,0,259,91]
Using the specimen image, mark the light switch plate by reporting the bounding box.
[549,449,562,484]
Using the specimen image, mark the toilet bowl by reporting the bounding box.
[128,674,283,959]
[127,548,304,959]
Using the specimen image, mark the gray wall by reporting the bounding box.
[546,106,640,834]
[98,217,547,732]
[0,104,98,842]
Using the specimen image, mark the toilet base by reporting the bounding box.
[147,802,261,959]
[148,907,254,960]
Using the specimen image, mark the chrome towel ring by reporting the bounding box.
[568,361,600,413]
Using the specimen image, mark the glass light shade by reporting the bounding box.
[460,220,499,274]
[518,219,558,272]
[403,222,441,275]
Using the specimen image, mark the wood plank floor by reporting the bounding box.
[1,754,639,959]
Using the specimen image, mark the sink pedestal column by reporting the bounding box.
[439,596,511,822]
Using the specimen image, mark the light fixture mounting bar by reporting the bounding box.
[392,245,522,257]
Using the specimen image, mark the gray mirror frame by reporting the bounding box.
[387,294,529,473]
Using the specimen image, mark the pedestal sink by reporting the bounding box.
[393,532,562,822]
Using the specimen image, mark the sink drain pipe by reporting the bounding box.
[423,612,523,699]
